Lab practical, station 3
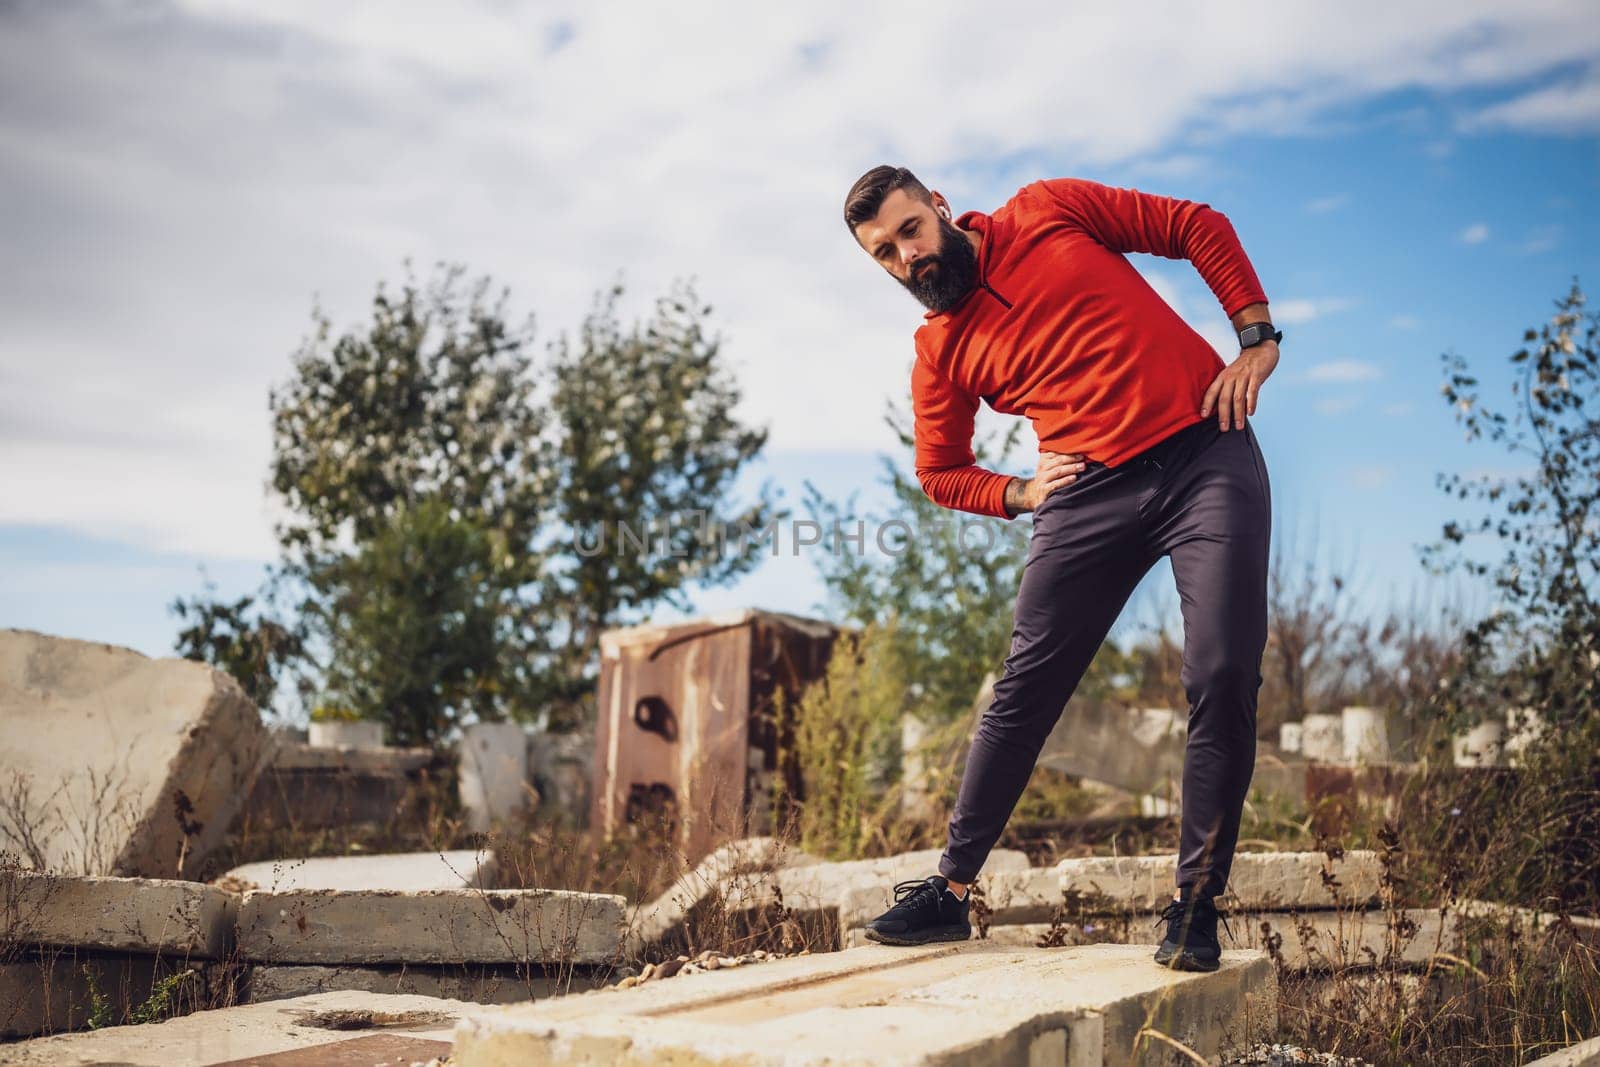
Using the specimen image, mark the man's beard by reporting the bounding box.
[900,217,980,313]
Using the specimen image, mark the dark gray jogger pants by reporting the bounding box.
[937,415,1271,897]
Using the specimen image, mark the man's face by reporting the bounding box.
[853,188,979,313]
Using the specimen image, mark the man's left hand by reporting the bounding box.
[1201,341,1278,431]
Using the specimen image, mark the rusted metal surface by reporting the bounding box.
[593,609,839,864]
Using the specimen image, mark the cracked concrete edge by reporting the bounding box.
[236,886,630,965]
[1,869,237,959]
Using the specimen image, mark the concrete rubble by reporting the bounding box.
[0,629,271,879]
[452,941,1278,1067]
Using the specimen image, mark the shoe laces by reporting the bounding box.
[890,878,944,914]
[1153,896,1235,943]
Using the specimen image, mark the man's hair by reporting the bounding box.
[843,165,932,234]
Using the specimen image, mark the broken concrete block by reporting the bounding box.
[1,869,234,958]
[248,962,599,1005]
[1527,1034,1600,1067]
[1056,850,1380,914]
[223,849,496,893]
[452,941,1277,1067]
[0,988,469,1065]
[236,887,626,965]
[627,836,817,953]
[0,629,270,878]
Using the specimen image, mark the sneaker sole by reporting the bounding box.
[1152,944,1220,972]
[863,925,971,947]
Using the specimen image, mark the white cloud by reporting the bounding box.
[1273,298,1355,324]
[1306,193,1350,214]
[1306,361,1382,383]
[2,0,1597,557]
[1314,396,1361,416]
[1347,465,1396,490]
[1465,64,1600,134]
[1519,224,1562,254]
[1390,314,1421,330]
[1460,223,1491,245]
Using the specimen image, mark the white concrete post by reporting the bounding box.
[459,721,533,832]
[1301,712,1344,762]
[1341,706,1390,764]
[1452,717,1506,768]
[1279,722,1303,754]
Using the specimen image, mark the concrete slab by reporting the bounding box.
[2,869,235,958]
[248,962,601,1005]
[241,742,438,835]
[923,907,1464,973]
[223,849,496,892]
[1,954,163,1038]
[0,628,270,878]
[453,941,1275,1067]
[0,989,471,1065]
[236,886,626,965]
[1056,849,1380,913]
[832,850,1379,939]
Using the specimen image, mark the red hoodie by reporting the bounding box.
[912,177,1269,519]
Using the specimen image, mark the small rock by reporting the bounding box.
[704,956,722,970]
[616,976,639,989]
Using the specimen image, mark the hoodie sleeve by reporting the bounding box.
[1032,177,1269,319]
[912,353,1015,519]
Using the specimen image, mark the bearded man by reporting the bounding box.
[844,165,1280,972]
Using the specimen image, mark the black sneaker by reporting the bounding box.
[1152,892,1233,972]
[863,876,972,946]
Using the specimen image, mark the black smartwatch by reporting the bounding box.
[1238,322,1283,349]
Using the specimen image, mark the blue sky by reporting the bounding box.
[2,2,1597,666]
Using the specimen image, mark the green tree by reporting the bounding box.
[536,281,785,724]
[309,498,505,747]
[1428,280,1599,734]
[1425,280,1600,914]
[247,262,777,740]
[269,262,554,569]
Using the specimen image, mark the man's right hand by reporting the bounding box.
[1006,451,1088,516]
